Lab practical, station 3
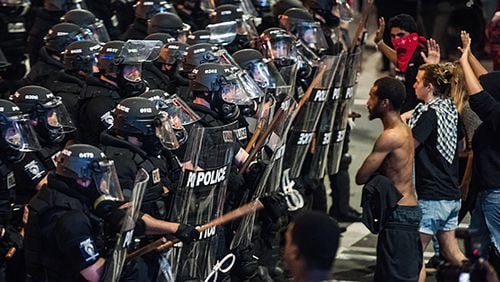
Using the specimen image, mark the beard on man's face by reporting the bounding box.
[368,104,382,120]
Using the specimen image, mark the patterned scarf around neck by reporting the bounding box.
[408,98,458,164]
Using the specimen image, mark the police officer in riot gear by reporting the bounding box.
[141,33,174,91]
[8,85,76,201]
[147,12,191,43]
[61,8,110,44]
[176,43,220,100]
[232,48,286,93]
[51,40,101,131]
[121,0,172,40]
[26,0,84,66]
[100,97,197,281]
[77,40,149,146]
[210,4,258,54]
[0,99,40,282]
[0,0,29,94]
[23,23,90,89]
[140,89,200,161]
[279,7,329,55]
[158,40,189,95]
[24,143,200,281]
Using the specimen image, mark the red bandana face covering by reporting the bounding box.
[391,32,420,73]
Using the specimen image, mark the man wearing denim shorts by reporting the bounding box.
[356,77,422,281]
[410,64,467,282]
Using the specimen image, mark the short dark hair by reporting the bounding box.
[291,211,340,271]
[388,13,417,33]
[373,77,406,111]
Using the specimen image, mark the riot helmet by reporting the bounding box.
[158,41,188,78]
[44,0,86,11]
[208,4,257,50]
[147,12,190,43]
[10,86,76,143]
[279,8,328,54]
[302,0,340,28]
[140,90,199,145]
[44,23,90,57]
[191,63,262,120]
[64,40,102,75]
[0,0,29,16]
[61,9,110,43]
[145,32,174,45]
[55,144,123,201]
[97,40,162,95]
[232,48,285,90]
[181,43,220,77]
[259,27,298,67]
[135,0,173,20]
[186,30,211,45]
[0,99,41,152]
[111,97,179,150]
[272,0,303,19]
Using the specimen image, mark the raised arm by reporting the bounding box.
[374,17,397,65]
[355,130,397,185]
[459,31,484,95]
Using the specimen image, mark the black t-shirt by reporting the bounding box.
[412,109,462,200]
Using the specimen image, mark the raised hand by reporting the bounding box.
[420,38,440,64]
[459,30,471,62]
[374,17,385,44]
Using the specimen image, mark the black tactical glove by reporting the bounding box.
[0,225,23,251]
[259,193,288,220]
[174,223,200,244]
[93,199,128,234]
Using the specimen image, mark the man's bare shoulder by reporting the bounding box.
[375,126,410,151]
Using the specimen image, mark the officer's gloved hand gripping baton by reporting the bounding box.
[125,198,267,262]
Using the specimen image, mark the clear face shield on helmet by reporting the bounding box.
[246,58,286,89]
[90,159,124,201]
[3,114,41,152]
[155,95,199,145]
[294,22,329,54]
[206,21,237,46]
[262,36,298,66]
[87,19,110,44]
[120,40,164,64]
[122,63,143,82]
[154,111,180,150]
[44,97,76,135]
[220,68,264,106]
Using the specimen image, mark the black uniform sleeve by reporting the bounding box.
[412,109,437,144]
[54,210,101,272]
[469,90,500,124]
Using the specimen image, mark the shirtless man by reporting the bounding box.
[356,77,422,282]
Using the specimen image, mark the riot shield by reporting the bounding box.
[328,49,362,174]
[230,94,298,250]
[102,168,149,281]
[307,52,346,180]
[281,57,334,179]
[169,121,238,281]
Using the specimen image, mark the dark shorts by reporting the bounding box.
[374,205,423,282]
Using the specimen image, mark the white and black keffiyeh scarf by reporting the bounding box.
[408,98,458,164]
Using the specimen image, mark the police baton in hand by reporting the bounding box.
[125,199,265,262]
[239,64,328,174]
[349,0,373,54]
